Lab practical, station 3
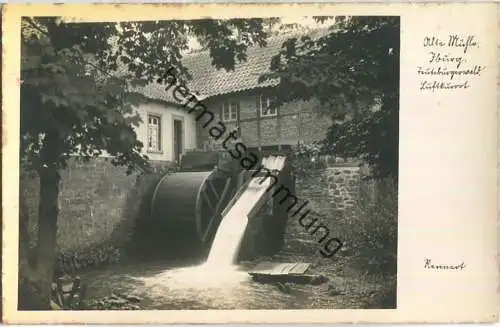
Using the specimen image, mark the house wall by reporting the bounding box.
[133,100,198,161]
[197,91,332,149]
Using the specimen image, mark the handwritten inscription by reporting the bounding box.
[418,34,485,92]
[424,258,466,271]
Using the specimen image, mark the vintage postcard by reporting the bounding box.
[2,2,498,324]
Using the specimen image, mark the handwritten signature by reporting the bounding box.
[424,258,466,270]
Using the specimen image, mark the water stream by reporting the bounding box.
[80,217,356,310]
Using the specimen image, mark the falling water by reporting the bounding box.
[136,157,286,297]
[204,212,249,267]
[205,156,285,267]
[204,177,272,267]
[135,176,272,297]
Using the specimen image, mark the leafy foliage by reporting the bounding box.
[339,178,398,275]
[21,17,270,174]
[98,18,269,86]
[325,96,398,179]
[21,18,149,175]
[292,141,322,158]
[260,16,400,179]
[54,244,122,276]
[288,141,325,179]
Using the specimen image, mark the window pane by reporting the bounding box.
[147,114,161,151]
[259,95,277,116]
[261,96,267,115]
[231,103,237,118]
[222,103,230,120]
[260,96,267,116]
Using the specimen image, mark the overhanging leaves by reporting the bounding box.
[21,17,270,175]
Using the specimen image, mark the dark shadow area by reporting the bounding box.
[121,170,209,264]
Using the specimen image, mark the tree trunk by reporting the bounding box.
[32,167,61,310]
[19,190,35,275]
[18,186,53,310]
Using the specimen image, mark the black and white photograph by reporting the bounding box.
[17,14,400,311]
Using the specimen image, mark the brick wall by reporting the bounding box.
[20,157,172,271]
[197,90,332,149]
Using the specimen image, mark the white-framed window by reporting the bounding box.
[147,113,162,152]
[221,101,239,122]
[258,94,278,117]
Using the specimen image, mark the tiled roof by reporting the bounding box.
[131,28,330,104]
[180,35,287,98]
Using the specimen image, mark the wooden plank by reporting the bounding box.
[248,262,312,276]
[247,261,328,285]
[249,273,328,286]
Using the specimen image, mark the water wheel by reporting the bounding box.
[149,170,236,246]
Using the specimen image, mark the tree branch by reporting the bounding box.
[24,17,50,37]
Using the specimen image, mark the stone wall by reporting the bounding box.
[295,163,364,217]
[20,157,172,272]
